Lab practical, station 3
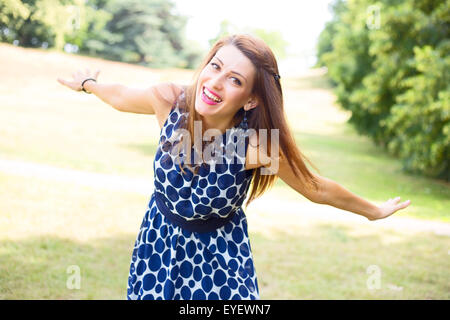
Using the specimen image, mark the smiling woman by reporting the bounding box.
[181,35,320,208]
[57,33,411,301]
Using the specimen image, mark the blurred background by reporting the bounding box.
[0,0,449,299]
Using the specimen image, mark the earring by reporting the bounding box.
[239,108,249,130]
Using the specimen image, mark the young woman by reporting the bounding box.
[57,34,411,300]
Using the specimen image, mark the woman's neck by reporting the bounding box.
[199,114,237,136]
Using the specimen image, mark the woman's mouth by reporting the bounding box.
[201,86,222,105]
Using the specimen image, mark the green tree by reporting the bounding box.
[90,0,189,68]
[208,21,288,60]
[316,0,449,180]
[0,0,85,50]
[315,0,347,67]
[1,0,202,68]
[250,28,288,60]
[208,19,241,47]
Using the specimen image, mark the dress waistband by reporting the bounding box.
[153,191,237,233]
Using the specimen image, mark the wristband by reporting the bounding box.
[81,78,97,94]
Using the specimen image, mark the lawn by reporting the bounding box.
[0,44,448,299]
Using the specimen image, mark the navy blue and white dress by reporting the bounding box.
[126,90,259,300]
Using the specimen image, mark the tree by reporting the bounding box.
[208,19,241,47]
[0,0,85,50]
[250,28,288,60]
[91,0,190,68]
[316,0,449,180]
[208,20,288,60]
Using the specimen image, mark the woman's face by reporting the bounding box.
[195,44,257,123]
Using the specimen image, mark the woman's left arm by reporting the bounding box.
[313,175,411,220]
[276,157,411,221]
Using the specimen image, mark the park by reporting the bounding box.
[0,0,448,300]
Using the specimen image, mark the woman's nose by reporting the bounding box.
[209,73,224,90]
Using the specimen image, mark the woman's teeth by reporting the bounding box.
[203,87,222,103]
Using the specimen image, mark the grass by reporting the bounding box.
[0,235,132,300]
[1,172,448,299]
[250,225,449,300]
[0,43,449,299]
[288,128,450,221]
[0,171,144,299]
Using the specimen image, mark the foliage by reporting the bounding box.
[251,28,288,60]
[208,20,289,61]
[315,0,347,68]
[316,0,450,180]
[0,0,204,68]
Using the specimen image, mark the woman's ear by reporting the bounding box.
[244,96,259,111]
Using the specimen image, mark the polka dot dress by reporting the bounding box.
[126,90,259,300]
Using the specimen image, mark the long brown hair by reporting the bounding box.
[180,34,319,207]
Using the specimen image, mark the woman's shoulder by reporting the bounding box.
[151,82,187,129]
[244,130,281,172]
[150,82,186,107]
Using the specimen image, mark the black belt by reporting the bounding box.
[153,191,236,233]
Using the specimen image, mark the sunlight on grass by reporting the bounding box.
[0,172,147,242]
[249,217,450,299]
[1,171,448,299]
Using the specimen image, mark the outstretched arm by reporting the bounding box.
[57,69,130,112]
[57,69,183,120]
[276,157,411,221]
[313,174,411,220]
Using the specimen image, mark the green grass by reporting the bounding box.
[1,229,448,300]
[0,44,449,299]
[269,126,450,222]
[0,235,133,299]
[1,170,448,299]
[0,171,145,299]
[251,224,450,299]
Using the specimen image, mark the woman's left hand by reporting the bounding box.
[371,197,411,220]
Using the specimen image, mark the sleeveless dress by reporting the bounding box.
[126,90,259,300]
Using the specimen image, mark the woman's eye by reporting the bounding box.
[232,77,242,86]
[210,62,241,85]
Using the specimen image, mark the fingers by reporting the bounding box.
[393,197,409,206]
[390,197,411,212]
[398,199,411,209]
[70,68,97,79]
[389,196,400,203]
[57,77,72,88]
[58,67,100,91]
[57,77,80,91]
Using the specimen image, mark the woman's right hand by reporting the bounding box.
[57,69,100,92]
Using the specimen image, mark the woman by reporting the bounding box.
[57,34,411,300]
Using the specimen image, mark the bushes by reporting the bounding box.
[317,0,449,181]
[0,0,204,69]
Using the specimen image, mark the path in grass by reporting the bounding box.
[1,157,449,237]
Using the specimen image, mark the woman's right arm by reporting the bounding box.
[57,69,184,127]
[83,80,158,114]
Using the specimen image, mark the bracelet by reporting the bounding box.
[81,78,97,94]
